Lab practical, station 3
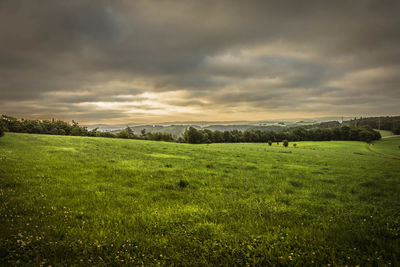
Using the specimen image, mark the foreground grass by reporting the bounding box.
[0,133,399,265]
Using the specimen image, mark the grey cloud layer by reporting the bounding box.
[0,0,399,123]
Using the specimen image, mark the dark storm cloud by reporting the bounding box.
[0,0,399,123]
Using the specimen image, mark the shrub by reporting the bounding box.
[283,139,289,147]
[268,140,272,146]
[178,180,189,188]
[293,143,297,147]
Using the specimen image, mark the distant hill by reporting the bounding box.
[105,122,319,137]
[86,121,340,137]
[84,116,400,137]
[342,116,400,134]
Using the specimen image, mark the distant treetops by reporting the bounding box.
[0,115,173,142]
[0,114,383,143]
[181,125,380,144]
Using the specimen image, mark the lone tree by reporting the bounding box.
[283,139,289,147]
[268,140,272,146]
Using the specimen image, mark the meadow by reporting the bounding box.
[378,129,394,138]
[0,132,399,265]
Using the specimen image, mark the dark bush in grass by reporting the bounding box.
[293,143,297,147]
[289,180,302,187]
[283,139,289,147]
[268,140,272,146]
[206,163,214,168]
[178,180,189,188]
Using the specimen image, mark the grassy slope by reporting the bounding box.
[0,133,399,265]
[377,129,394,137]
[370,136,400,158]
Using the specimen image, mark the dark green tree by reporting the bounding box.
[293,127,307,141]
[141,128,147,139]
[183,127,204,144]
[212,130,224,143]
[126,126,135,138]
[283,139,289,147]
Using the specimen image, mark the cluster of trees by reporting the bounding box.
[1,115,95,136]
[0,115,174,141]
[302,121,341,129]
[117,127,174,141]
[182,125,381,144]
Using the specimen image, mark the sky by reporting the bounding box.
[1,0,399,124]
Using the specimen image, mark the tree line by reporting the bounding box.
[0,115,173,141]
[0,115,381,143]
[181,125,380,144]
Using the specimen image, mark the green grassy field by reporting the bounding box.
[1,133,399,265]
[369,137,400,159]
[377,129,394,138]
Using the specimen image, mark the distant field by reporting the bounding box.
[1,133,399,265]
[377,129,393,137]
[370,136,400,158]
